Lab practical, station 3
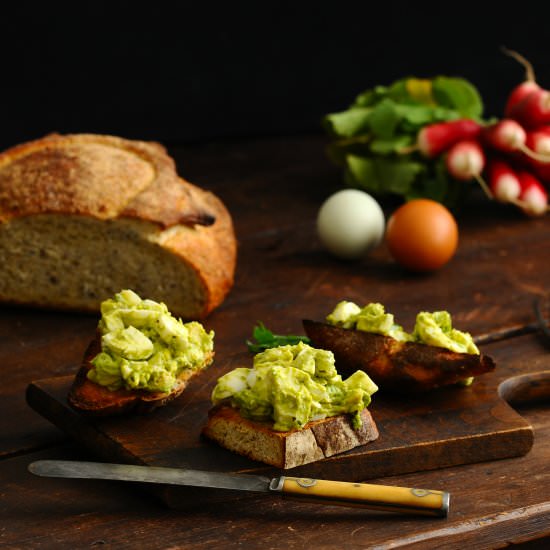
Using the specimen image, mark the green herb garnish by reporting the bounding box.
[246,322,310,353]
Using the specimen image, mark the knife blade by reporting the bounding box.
[29,460,449,517]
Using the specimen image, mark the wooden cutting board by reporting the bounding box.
[26,348,543,509]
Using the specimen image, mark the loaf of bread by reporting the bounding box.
[0,133,236,318]
[203,405,379,469]
[68,335,214,416]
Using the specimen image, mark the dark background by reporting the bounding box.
[1,2,549,150]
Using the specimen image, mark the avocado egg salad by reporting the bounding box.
[88,289,214,393]
[324,301,481,386]
[211,342,378,432]
[327,301,479,355]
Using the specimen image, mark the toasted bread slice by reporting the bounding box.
[68,336,214,416]
[303,320,495,392]
[202,405,379,469]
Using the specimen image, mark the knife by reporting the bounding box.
[28,460,449,517]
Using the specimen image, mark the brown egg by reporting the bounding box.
[386,199,458,272]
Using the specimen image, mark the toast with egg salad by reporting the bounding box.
[303,302,495,392]
[68,290,214,415]
[202,342,379,469]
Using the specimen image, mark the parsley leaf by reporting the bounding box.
[246,322,310,353]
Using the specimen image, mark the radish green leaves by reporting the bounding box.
[324,77,485,208]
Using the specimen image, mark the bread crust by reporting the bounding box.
[0,133,212,227]
[202,405,379,469]
[160,182,237,317]
[303,320,495,392]
[68,335,214,416]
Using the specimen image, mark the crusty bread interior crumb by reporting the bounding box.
[0,214,206,317]
[206,415,285,467]
[203,406,379,469]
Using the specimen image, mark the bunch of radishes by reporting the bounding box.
[414,51,550,216]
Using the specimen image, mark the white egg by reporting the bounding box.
[317,189,385,259]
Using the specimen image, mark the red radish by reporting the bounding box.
[486,159,522,202]
[526,128,550,156]
[520,128,550,181]
[509,89,550,129]
[417,119,482,157]
[517,171,548,216]
[523,154,550,184]
[501,48,550,129]
[483,119,550,162]
[502,48,541,116]
[483,119,526,153]
[505,81,540,117]
[445,140,485,181]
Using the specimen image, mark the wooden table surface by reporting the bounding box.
[1,135,549,549]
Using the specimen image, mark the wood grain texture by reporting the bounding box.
[2,380,548,549]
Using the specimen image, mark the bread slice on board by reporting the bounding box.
[68,336,214,416]
[202,405,379,469]
[0,133,236,318]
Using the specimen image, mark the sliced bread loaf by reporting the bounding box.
[0,133,236,318]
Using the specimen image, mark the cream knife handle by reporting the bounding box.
[270,476,450,517]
